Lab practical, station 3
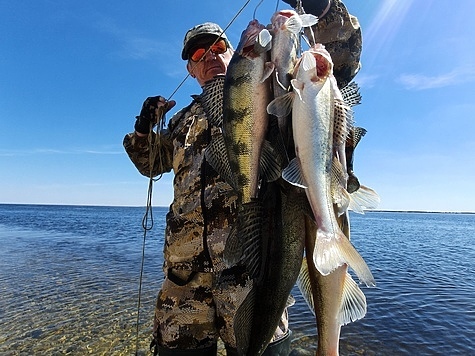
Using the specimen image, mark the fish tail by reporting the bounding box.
[313,229,375,287]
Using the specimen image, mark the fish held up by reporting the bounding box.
[267,44,377,286]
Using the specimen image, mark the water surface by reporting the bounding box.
[0,205,473,355]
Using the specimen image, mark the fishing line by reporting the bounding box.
[253,0,264,19]
[133,1,255,354]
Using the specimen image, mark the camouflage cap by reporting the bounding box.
[181,22,229,60]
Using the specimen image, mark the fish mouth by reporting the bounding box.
[271,9,296,27]
[237,20,266,56]
[309,45,333,80]
[314,53,332,79]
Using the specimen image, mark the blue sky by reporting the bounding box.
[1,0,474,212]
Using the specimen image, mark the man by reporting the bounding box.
[124,22,290,356]
[124,1,362,355]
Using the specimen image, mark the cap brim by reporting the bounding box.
[181,35,228,60]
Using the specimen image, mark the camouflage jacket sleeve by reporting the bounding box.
[123,105,191,177]
[123,129,174,178]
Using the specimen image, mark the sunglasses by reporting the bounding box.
[189,39,228,62]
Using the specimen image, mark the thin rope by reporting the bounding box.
[253,0,264,19]
[133,1,255,354]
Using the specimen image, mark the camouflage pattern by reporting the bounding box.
[124,77,238,273]
[304,0,363,88]
[123,76,288,349]
[153,269,253,348]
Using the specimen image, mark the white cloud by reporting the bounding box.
[354,73,379,89]
[398,64,475,90]
[94,17,166,60]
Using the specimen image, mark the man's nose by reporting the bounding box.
[204,49,217,61]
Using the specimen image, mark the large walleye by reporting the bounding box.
[206,20,298,355]
[267,44,375,285]
[205,20,280,271]
[206,19,276,205]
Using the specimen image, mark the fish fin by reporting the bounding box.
[334,188,351,217]
[331,158,350,215]
[333,98,353,146]
[273,70,288,91]
[331,156,347,188]
[348,185,380,214]
[237,201,264,278]
[340,81,362,107]
[339,273,367,325]
[267,92,294,118]
[284,14,303,35]
[290,78,304,100]
[261,62,276,83]
[296,258,316,316]
[204,135,237,191]
[299,14,319,28]
[313,229,375,287]
[256,29,272,53]
[223,225,242,268]
[260,140,283,182]
[234,284,256,356]
[351,126,367,148]
[282,158,307,188]
[286,294,296,308]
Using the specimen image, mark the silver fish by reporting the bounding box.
[267,44,375,285]
[270,9,318,97]
[269,10,318,141]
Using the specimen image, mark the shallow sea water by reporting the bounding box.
[0,204,474,355]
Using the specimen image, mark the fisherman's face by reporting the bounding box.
[186,37,233,86]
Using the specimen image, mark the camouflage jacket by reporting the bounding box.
[123,77,238,273]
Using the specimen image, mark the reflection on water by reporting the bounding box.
[0,205,474,355]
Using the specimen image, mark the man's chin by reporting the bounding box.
[205,68,225,78]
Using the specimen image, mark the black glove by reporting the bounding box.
[282,0,331,18]
[134,96,165,134]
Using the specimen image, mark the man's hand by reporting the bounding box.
[134,96,176,135]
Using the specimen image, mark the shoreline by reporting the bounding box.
[1,203,474,215]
